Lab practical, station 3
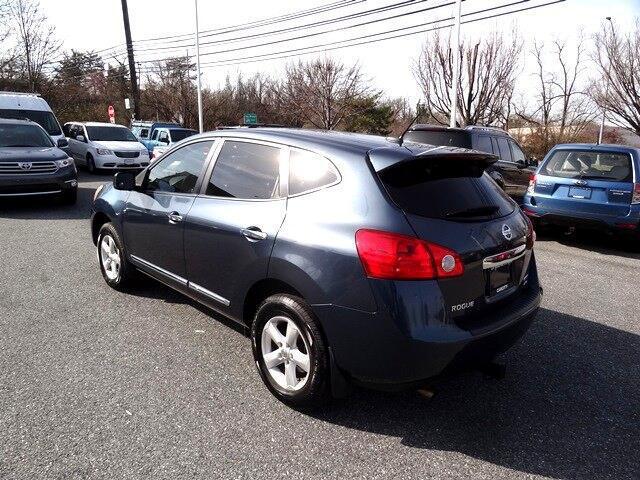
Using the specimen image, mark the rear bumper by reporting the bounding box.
[522,196,640,232]
[0,167,77,197]
[313,259,542,387]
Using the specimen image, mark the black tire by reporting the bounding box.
[86,154,97,174]
[60,188,77,205]
[96,222,135,290]
[251,294,330,408]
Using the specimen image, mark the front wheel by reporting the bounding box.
[251,294,330,408]
[86,154,97,174]
[97,223,135,290]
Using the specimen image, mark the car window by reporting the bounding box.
[0,123,54,147]
[496,138,513,162]
[403,130,472,149]
[0,109,61,136]
[140,128,149,139]
[473,135,493,154]
[86,126,137,142]
[289,149,339,195]
[158,131,169,142]
[206,140,283,200]
[146,140,214,194]
[542,150,633,182]
[510,140,526,163]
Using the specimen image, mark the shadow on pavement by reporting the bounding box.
[0,172,112,220]
[309,308,639,479]
[536,227,640,259]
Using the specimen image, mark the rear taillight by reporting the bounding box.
[632,183,640,204]
[524,214,536,249]
[526,174,536,195]
[355,229,464,280]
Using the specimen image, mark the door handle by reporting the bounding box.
[241,227,267,241]
[168,211,183,223]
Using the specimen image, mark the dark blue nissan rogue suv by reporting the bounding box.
[91,128,542,406]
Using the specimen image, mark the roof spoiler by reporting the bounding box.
[367,146,499,172]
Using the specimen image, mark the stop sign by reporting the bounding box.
[108,105,114,116]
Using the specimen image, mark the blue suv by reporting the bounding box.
[91,129,542,406]
[523,144,640,236]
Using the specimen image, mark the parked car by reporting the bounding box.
[401,125,536,198]
[64,122,149,173]
[149,127,198,161]
[0,118,77,203]
[0,92,68,153]
[523,143,640,236]
[91,128,541,406]
[130,121,182,151]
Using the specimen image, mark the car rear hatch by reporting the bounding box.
[532,149,635,217]
[368,145,534,322]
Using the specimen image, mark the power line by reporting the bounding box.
[132,0,363,45]
[198,0,564,68]
[132,0,424,55]
[135,0,458,63]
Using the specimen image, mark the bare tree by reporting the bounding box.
[276,57,371,130]
[515,37,598,156]
[592,20,640,136]
[413,30,522,127]
[7,0,61,91]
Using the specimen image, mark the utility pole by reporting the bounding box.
[598,16,614,145]
[120,0,140,120]
[194,0,204,133]
[449,0,462,128]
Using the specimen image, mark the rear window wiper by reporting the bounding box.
[445,205,500,218]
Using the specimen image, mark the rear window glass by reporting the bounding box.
[403,130,472,149]
[169,129,197,142]
[542,150,633,182]
[378,159,514,220]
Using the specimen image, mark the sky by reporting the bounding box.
[37,0,640,106]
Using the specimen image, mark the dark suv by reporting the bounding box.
[91,128,542,406]
[0,118,77,203]
[401,125,536,198]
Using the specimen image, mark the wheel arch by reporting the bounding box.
[242,278,303,328]
[91,211,112,245]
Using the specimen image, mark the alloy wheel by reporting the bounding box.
[261,315,311,391]
[100,234,121,281]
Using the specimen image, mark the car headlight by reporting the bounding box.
[94,183,105,201]
[55,158,74,168]
[96,148,112,155]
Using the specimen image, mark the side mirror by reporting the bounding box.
[113,172,136,191]
[76,135,86,143]
[57,138,68,148]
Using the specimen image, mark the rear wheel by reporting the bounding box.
[97,223,134,290]
[251,294,329,408]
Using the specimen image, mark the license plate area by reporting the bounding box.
[568,186,592,199]
[483,245,526,300]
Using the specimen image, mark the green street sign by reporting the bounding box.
[243,112,258,125]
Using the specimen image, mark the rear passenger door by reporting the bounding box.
[183,139,288,318]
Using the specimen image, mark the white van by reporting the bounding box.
[0,92,67,151]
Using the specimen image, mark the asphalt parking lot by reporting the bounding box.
[1,172,638,480]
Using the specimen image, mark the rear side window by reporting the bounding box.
[510,140,526,163]
[206,141,283,199]
[496,138,513,162]
[289,149,340,195]
[542,150,633,182]
[473,135,493,154]
[403,130,472,149]
[378,159,514,220]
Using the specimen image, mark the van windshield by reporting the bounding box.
[0,123,54,147]
[378,158,515,220]
[542,150,633,182]
[86,126,138,142]
[0,109,62,136]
